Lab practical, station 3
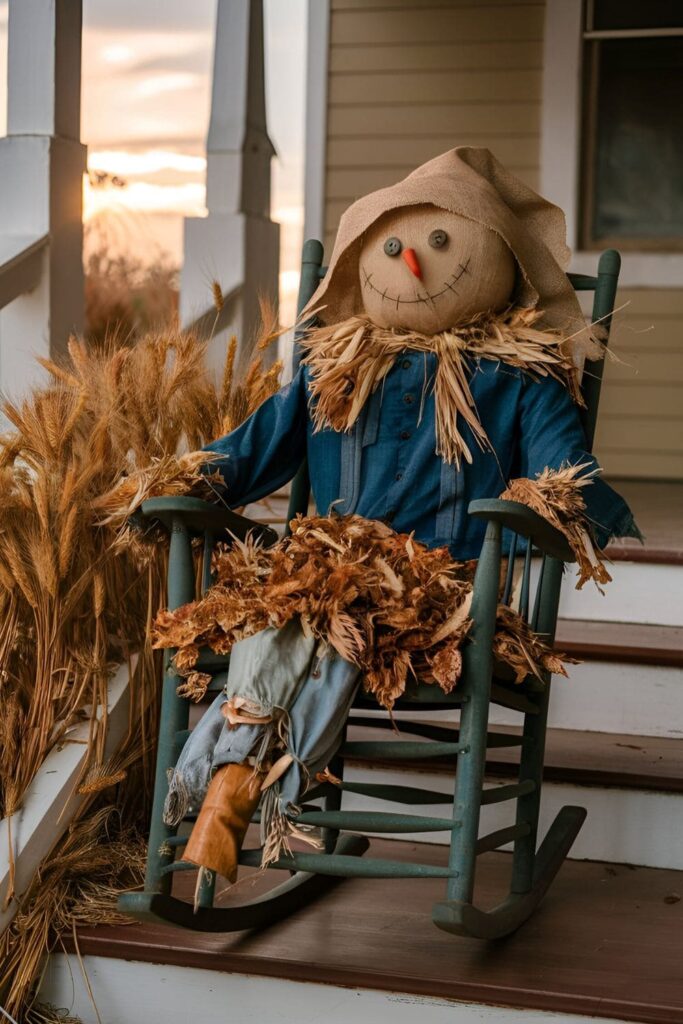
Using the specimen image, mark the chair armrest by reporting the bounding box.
[139,496,279,547]
[467,499,575,562]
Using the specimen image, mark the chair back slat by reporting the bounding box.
[518,538,533,621]
[579,249,621,452]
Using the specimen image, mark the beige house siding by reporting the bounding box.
[322,0,683,481]
[323,0,544,255]
[595,289,683,480]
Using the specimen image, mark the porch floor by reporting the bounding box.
[72,838,683,1024]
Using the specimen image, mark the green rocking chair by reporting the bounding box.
[118,243,621,940]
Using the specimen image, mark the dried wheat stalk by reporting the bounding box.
[0,324,282,1019]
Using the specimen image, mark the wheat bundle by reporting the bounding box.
[0,322,282,1020]
[0,805,146,1023]
[153,513,571,711]
[501,464,611,589]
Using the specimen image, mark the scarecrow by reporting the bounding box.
[154,148,639,886]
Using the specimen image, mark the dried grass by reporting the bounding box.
[0,806,146,1022]
[84,234,178,345]
[493,606,578,684]
[154,514,474,709]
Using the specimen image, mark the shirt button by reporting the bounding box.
[395,472,403,481]
[400,430,410,440]
[401,359,411,369]
[403,393,414,405]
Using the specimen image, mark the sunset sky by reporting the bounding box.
[0,0,307,316]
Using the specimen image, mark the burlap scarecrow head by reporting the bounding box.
[305,147,591,350]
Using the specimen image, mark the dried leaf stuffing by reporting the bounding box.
[501,464,613,589]
[153,513,573,710]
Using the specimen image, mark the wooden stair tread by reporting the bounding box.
[605,539,683,565]
[346,723,683,793]
[555,619,683,666]
[488,726,683,792]
[70,839,683,1024]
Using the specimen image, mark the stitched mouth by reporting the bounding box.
[361,258,471,311]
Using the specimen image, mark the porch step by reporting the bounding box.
[342,724,683,869]
[347,723,683,794]
[495,619,683,738]
[555,618,683,667]
[42,838,683,1024]
[604,479,683,568]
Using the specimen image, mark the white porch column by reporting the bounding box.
[0,0,86,398]
[181,0,279,374]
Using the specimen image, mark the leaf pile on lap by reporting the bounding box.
[153,513,574,710]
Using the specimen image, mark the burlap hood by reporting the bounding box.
[304,147,589,347]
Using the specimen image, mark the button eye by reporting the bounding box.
[428,229,448,249]
[384,236,402,257]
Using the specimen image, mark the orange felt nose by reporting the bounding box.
[402,247,422,279]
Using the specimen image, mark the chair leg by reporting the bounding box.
[143,517,195,896]
[442,521,501,906]
[512,556,563,894]
[322,729,346,853]
[144,663,191,895]
[432,806,586,940]
[434,556,586,939]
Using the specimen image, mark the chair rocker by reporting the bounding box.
[118,242,621,940]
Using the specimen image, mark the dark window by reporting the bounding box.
[580,2,683,250]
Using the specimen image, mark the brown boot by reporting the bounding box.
[184,762,262,882]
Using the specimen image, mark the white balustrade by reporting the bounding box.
[180,0,279,375]
[0,0,86,398]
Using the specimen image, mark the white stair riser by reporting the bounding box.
[490,661,683,738]
[356,657,683,738]
[39,955,632,1024]
[342,766,683,870]
[556,561,683,627]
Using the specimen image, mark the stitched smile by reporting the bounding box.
[361,258,471,311]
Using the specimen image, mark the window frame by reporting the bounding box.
[541,0,683,285]
[579,5,683,251]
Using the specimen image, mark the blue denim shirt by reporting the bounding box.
[204,353,638,559]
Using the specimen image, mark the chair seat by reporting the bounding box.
[198,656,544,706]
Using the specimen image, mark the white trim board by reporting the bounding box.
[0,660,133,935]
[303,0,330,244]
[39,955,632,1024]
[541,0,683,287]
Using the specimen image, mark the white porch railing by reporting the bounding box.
[0,0,86,398]
[0,0,278,398]
[180,0,279,373]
